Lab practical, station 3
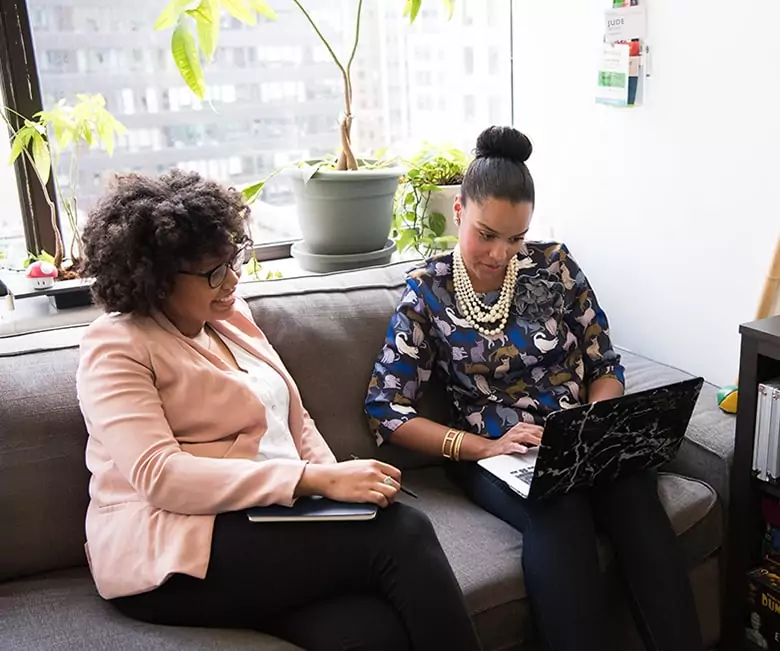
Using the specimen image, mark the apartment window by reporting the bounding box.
[0,96,26,264]
[464,95,476,121]
[464,47,474,75]
[11,0,513,251]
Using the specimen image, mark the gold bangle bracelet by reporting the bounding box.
[442,428,459,459]
[453,431,465,461]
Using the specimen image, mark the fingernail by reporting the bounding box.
[519,446,527,454]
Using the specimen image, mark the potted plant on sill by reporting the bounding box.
[155,0,453,271]
[393,142,469,258]
[3,94,126,308]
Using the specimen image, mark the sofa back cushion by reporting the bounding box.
[243,261,448,467]
[0,331,91,582]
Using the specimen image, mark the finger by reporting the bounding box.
[521,431,543,446]
[375,480,400,500]
[372,460,402,482]
[511,444,528,455]
[369,490,390,508]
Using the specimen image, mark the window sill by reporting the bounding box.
[0,249,420,338]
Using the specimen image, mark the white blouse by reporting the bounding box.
[196,328,300,462]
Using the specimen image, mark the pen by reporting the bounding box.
[350,455,419,499]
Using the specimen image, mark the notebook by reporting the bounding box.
[477,377,704,500]
[246,496,379,522]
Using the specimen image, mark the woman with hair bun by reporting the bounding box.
[366,126,703,651]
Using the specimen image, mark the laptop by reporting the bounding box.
[477,377,704,500]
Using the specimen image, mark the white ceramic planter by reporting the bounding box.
[424,184,460,240]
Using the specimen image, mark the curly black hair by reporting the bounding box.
[82,169,249,315]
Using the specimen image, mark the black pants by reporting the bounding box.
[446,463,704,651]
[111,503,482,651]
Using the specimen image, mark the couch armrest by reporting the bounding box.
[664,379,736,511]
[619,348,736,510]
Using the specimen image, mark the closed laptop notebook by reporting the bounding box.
[246,497,378,523]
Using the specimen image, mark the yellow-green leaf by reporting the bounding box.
[30,132,51,185]
[8,131,29,164]
[96,116,115,156]
[171,22,207,99]
[441,0,454,20]
[220,0,256,25]
[241,179,266,204]
[245,0,277,20]
[191,0,219,61]
[155,0,192,31]
[403,0,422,23]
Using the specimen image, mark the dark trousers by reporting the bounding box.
[446,463,704,651]
[111,503,482,651]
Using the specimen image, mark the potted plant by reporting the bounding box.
[155,0,453,270]
[3,94,125,307]
[393,143,469,258]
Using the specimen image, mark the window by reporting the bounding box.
[0,96,26,264]
[16,0,513,251]
[464,48,474,75]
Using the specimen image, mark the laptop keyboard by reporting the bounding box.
[509,467,535,484]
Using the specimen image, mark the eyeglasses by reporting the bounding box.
[178,240,253,289]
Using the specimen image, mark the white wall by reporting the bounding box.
[512,0,780,386]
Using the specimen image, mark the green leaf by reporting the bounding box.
[8,126,33,164]
[30,132,51,185]
[95,116,115,156]
[442,0,455,20]
[155,0,192,31]
[190,0,219,61]
[245,0,277,19]
[301,164,321,184]
[220,0,256,25]
[241,179,266,204]
[403,0,422,23]
[397,228,418,253]
[428,211,446,236]
[171,23,207,99]
[403,192,416,206]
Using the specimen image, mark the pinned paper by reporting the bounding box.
[596,42,631,107]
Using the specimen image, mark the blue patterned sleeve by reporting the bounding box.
[560,244,625,386]
[365,282,436,446]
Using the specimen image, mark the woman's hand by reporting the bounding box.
[296,460,402,508]
[479,423,544,459]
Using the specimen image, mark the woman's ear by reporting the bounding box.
[453,195,463,226]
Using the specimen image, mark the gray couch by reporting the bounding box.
[1,261,735,650]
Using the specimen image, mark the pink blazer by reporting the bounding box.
[76,298,336,599]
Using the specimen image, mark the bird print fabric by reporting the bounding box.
[365,242,625,442]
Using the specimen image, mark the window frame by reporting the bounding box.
[0,0,59,258]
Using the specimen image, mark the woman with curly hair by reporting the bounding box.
[76,169,481,651]
[365,126,704,651]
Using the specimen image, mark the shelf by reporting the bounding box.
[756,479,780,500]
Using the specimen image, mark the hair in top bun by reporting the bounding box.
[461,125,535,206]
[474,125,533,164]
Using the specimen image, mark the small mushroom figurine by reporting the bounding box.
[26,261,59,290]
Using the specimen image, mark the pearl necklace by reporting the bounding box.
[452,247,520,336]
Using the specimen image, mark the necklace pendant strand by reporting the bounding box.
[452,247,519,336]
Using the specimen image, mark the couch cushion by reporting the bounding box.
[243,261,448,468]
[0,568,301,651]
[0,344,90,582]
[401,466,722,650]
[621,348,735,508]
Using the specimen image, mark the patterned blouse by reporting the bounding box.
[365,242,625,443]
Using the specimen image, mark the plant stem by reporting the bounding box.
[345,0,364,106]
[292,0,360,171]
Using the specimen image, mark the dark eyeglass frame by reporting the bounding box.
[178,240,253,289]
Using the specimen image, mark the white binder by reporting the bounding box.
[754,379,780,481]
